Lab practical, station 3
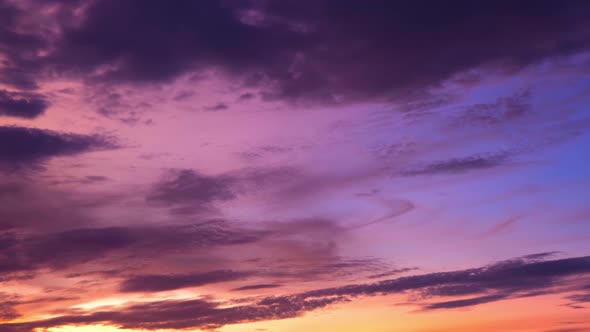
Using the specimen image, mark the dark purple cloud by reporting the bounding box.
[0,227,138,275]
[3,0,590,105]
[204,103,228,111]
[419,283,490,298]
[23,227,138,269]
[0,221,267,278]
[120,270,253,293]
[0,126,115,167]
[232,283,283,291]
[49,0,299,84]
[255,1,590,103]
[0,90,48,119]
[298,255,590,301]
[0,1,46,90]
[146,169,237,215]
[146,167,303,215]
[48,175,110,186]
[522,252,561,261]
[56,1,590,104]
[423,294,508,310]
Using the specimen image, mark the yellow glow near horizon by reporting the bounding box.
[72,289,204,311]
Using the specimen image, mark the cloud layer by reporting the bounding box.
[2,1,590,104]
[3,254,590,331]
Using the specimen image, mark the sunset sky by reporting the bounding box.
[1,1,590,331]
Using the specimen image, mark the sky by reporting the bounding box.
[0,1,590,331]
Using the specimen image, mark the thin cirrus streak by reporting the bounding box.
[0,0,590,331]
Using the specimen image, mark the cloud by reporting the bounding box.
[48,175,110,185]
[454,90,532,127]
[0,126,115,167]
[0,227,139,275]
[1,170,374,285]
[0,177,127,232]
[0,90,48,118]
[22,227,139,269]
[232,284,283,291]
[367,268,417,279]
[402,152,509,176]
[4,1,590,105]
[522,252,561,261]
[0,295,19,320]
[422,294,508,310]
[120,270,253,293]
[62,2,590,103]
[1,296,344,332]
[567,293,590,304]
[0,304,19,321]
[238,92,255,101]
[145,166,302,215]
[49,0,294,84]
[0,293,83,322]
[4,254,590,331]
[298,255,590,301]
[204,103,228,111]
[146,169,237,215]
[0,1,46,90]
[0,220,267,278]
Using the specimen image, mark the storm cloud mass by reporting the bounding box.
[3,1,590,103]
